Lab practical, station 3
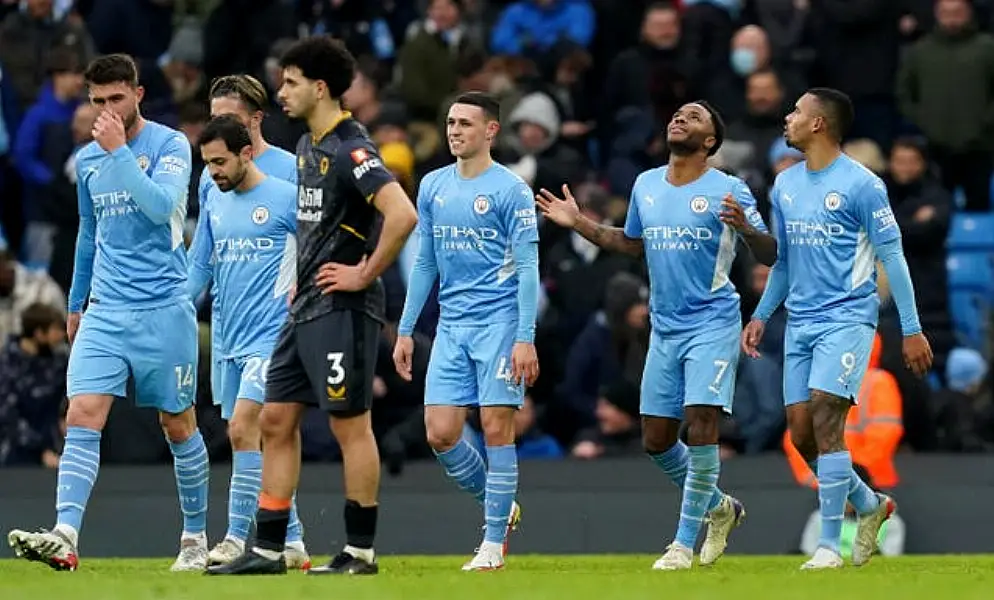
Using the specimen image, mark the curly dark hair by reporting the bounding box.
[279,35,356,100]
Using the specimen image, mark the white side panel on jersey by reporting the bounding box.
[851,228,874,290]
[710,224,737,293]
[170,197,187,251]
[273,233,297,298]
[496,242,515,285]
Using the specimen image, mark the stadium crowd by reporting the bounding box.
[0,0,992,490]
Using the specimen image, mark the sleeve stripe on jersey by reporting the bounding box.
[340,223,367,241]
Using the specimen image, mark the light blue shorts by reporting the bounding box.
[211,352,271,420]
[783,321,875,406]
[425,323,524,408]
[640,321,742,419]
[67,300,199,414]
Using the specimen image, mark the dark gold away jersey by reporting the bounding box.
[292,114,394,323]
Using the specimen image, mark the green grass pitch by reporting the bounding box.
[2,555,994,600]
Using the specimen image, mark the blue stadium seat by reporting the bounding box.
[948,291,991,351]
[947,252,994,294]
[947,213,994,252]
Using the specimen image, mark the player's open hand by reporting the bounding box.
[92,110,126,153]
[903,332,933,377]
[316,256,370,293]
[719,193,750,232]
[511,342,540,387]
[392,335,415,382]
[67,312,81,344]
[536,184,580,229]
[741,318,765,359]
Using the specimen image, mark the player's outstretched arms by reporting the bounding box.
[536,185,643,257]
[720,193,777,266]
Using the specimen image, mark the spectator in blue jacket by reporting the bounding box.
[490,0,595,60]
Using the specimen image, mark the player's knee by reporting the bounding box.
[159,408,196,443]
[259,404,296,443]
[65,394,113,430]
[228,415,261,451]
[684,406,720,446]
[641,418,680,454]
[480,407,515,447]
[424,407,464,452]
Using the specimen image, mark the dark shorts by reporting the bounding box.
[265,309,381,416]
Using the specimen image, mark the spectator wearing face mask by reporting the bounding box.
[0,302,68,467]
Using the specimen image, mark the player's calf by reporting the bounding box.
[808,391,853,560]
[161,408,210,571]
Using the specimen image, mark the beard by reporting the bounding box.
[122,107,139,131]
[667,131,708,157]
[216,165,247,191]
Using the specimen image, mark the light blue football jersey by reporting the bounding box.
[68,120,192,311]
[623,166,768,335]
[416,162,539,326]
[194,176,297,358]
[770,153,901,327]
[190,145,297,356]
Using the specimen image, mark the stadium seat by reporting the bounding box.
[948,290,991,351]
[947,252,994,294]
[947,213,994,252]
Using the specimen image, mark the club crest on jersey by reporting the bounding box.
[252,206,270,225]
[473,195,490,215]
[136,155,150,171]
[350,148,369,164]
[690,196,709,213]
[824,192,842,211]
[319,157,329,175]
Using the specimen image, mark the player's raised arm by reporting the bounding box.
[721,180,777,266]
[537,184,643,257]
[67,173,96,323]
[99,116,191,225]
[857,178,933,376]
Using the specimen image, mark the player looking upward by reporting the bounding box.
[392,92,540,572]
[207,35,418,576]
[187,114,309,569]
[537,101,776,570]
[8,53,208,572]
[742,88,933,570]
[187,74,309,569]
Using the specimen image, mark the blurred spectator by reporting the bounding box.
[883,137,955,377]
[842,138,886,175]
[604,106,665,198]
[12,47,83,270]
[784,332,903,490]
[897,0,994,212]
[0,58,24,259]
[0,0,94,112]
[296,0,395,61]
[0,302,68,467]
[260,37,307,152]
[398,0,484,123]
[556,272,648,450]
[809,0,902,151]
[680,0,738,104]
[726,262,786,455]
[722,68,788,197]
[0,248,65,342]
[601,3,689,146]
[490,0,595,60]
[502,90,584,192]
[931,347,993,451]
